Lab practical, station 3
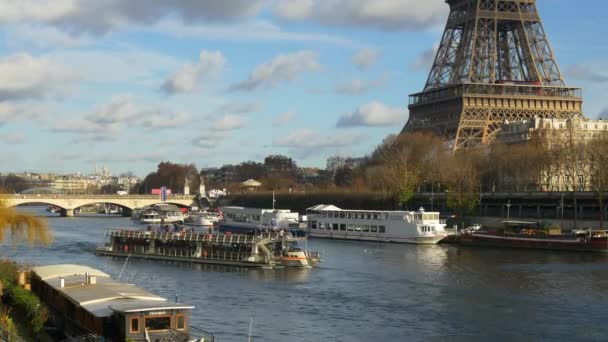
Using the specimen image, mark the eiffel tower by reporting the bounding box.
[403,0,583,149]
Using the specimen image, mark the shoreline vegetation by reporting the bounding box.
[0,196,53,341]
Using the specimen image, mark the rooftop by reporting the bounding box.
[32,264,193,318]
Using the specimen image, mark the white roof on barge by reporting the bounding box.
[307,204,440,214]
[33,264,110,280]
[32,264,193,318]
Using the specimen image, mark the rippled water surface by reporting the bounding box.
[4,207,608,341]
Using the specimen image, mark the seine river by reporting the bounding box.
[4,207,608,341]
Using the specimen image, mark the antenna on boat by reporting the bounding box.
[117,254,130,281]
[272,191,276,211]
[248,317,254,342]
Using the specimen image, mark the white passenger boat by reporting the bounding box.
[306,205,450,244]
[184,211,221,227]
[140,210,162,224]
[219,206,301,234]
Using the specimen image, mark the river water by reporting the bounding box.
[4,207,608,341]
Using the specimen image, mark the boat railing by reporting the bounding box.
[107,230,295,245]
[190,326,216,342]
[305,251,321,260]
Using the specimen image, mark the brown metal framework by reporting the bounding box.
[403,0,583,149]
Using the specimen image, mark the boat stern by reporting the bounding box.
[279,249,321,268]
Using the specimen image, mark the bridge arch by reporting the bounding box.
[13,201,67,210]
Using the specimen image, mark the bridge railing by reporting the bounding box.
[8,194,195,200]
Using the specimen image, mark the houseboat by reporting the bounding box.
[455,221,608,253]
[219,206,306,237]
[30,264,214,341]
[96,229,320,268]
[306,205,451,244]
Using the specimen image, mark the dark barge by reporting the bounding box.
[96,230,320,268]
[30,264,214,341]
[446,221,608,253]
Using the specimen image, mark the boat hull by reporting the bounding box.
[308,232,447,244]
[458,232,608,253]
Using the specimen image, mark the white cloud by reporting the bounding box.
[192,131,229,149]
[337,101,407,128]
[210,114,248,131]
[47,48,182,85]
[273,0,313,20]
[411,46,438,71]
[566,64,608,83]
[161,50,226,95]
[217,101,263,114]
[0,102,47,125]
[7,24,92,48]
[352,48,381,70]
[86,95,137,125]
[0,132,26,145]
[0,0,266,34]
[0,53,77,101]
[335,74,388,95]
[273,0,447,31]
[272,111,296,126]
[150,19,356,46]
[140,111,190,130]
[52,95,192,141]
[274,128,366,158]
[229,50,320,91]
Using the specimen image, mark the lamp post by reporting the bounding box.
[559,193,565,229]
[505,200,512,221]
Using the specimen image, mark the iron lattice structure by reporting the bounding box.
[403,0,583,149]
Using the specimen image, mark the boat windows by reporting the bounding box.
[145,317,171,331]
[311,221,317,229]
[340,224,346,231]
[347,224,354,231]
[355,225,362,231]
[371,225,378,232]
[346,212,351,219]
[130,317,140,334]
[363,225,369,232]
[319,222,325,229]
[365,213,370,220]
[333,223,339,231]
[177,314,185,330]
[379,226,386,233]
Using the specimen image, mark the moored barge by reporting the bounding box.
[452,221,608,253]
[96,230,320,268]
[30,264,214,341]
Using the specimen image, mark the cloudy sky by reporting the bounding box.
[0,0,605,176]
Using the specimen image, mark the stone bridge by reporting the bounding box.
[7,194,197,217]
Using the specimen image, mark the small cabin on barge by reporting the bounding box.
[30,264,213,342]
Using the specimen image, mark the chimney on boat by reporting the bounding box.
[59,277,65,288]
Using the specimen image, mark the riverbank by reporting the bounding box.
[0,260,49,341]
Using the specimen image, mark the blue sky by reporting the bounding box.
[0,0,605,176]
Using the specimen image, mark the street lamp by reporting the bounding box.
[505,200,512,221]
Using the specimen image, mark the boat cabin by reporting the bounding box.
[220,206,300,231]
[30,264,209,342]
